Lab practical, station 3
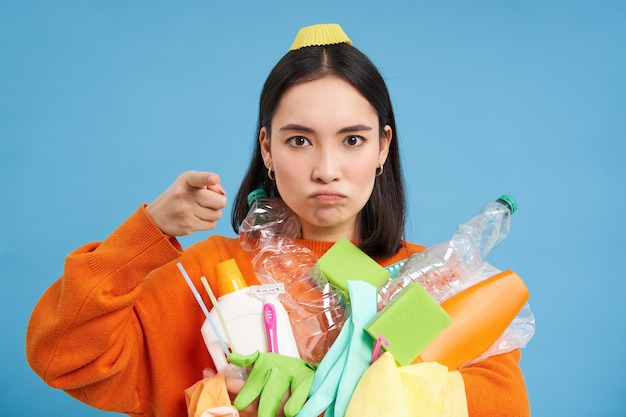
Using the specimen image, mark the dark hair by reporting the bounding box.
[231,43,406,258]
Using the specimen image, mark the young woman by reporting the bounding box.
[26,24,530,417]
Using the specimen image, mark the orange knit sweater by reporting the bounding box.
[26,205,530,417]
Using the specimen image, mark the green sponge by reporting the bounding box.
[365,282,451,366]
[317,237,390,295]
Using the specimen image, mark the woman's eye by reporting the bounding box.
[287,136,310,147]
[344,135,365,146]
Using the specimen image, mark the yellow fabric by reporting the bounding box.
[345,352,468,417]
[184,374,239,417]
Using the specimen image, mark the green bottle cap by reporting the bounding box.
[496,194,518,214]
[247,188,268,207]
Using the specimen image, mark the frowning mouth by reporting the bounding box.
[310,192,346,204]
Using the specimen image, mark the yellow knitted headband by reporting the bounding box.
[289,23,352,50]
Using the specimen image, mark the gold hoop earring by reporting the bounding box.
[267,167,275,181]
[376,164,384,177]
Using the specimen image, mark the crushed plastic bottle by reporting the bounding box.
[378,195,518,307]
[378,195,534,366]
[252,244,348,365]
[239,189,348,365]
[238,188,301,252]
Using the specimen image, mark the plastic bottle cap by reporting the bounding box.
[215,259,248,297]
[496,194,518,214]
[247,189,268,207]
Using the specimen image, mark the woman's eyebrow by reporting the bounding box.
[279,123,314,133]
[278,123,373,133]
[337,124,373,134]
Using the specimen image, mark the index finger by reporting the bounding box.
[184,171,225,193]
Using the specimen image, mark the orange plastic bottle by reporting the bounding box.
[415,269,529,370]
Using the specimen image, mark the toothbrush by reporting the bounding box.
[263,302,279,353]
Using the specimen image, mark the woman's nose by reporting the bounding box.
[311,148,341,183]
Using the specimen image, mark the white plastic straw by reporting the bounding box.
[201,276,236,353]
[177,262,229,355]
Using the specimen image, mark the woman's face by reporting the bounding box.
[260,75,391,242]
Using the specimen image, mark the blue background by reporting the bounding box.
[2,1,625,416]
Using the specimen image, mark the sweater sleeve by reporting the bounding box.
[25,205,183,413]
[461,349,530,417]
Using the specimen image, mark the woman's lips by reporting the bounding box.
[311,193,345,204]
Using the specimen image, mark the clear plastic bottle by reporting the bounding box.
[238,189,301,252]
[252,247,348,365]
[378,195,518,308]
[238,189,348,365]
